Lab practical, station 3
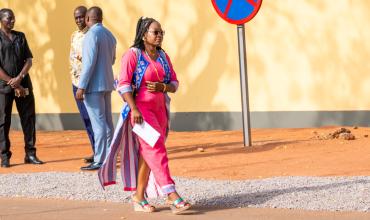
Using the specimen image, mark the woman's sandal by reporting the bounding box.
[166,197,191,214]
[131,195,156,213]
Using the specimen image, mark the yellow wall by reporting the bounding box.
[1,0,370,113]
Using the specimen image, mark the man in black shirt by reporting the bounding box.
[0,8,43,167]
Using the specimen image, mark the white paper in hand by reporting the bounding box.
[132,121,160,147]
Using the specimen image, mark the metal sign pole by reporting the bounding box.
[237,24,252,147]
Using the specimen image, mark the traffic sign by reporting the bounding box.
[211,0,262,25]
[211,0,263,147]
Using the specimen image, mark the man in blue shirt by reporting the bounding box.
[76,6,116,171]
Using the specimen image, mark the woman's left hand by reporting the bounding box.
[146,81,164,92]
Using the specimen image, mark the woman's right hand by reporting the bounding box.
[132,108,143,124]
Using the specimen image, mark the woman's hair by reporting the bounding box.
[0,8,14,20]
[131,16,162,51]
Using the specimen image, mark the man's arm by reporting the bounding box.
[78,33,98,90]
[8,33,34,88]
[69,32,76,68]
[112,45,116,65]
[19,58,32,78]
[7,58,32,88]
[76,32,98,100]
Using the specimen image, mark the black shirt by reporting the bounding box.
[0,30,33,89]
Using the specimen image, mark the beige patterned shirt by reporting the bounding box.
[69,28,88,86]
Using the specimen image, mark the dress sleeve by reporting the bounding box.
[117,49,138,95]
[165,53,179,91]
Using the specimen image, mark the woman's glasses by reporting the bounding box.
[147,30,165,36]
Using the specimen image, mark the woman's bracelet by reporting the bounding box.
[162,83,167,92]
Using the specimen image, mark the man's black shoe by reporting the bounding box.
[24,155,44,164]
[1,159,10,168]
[80,162,102,171]
[83,156,94,163]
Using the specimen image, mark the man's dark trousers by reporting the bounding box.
[0,89,36,160]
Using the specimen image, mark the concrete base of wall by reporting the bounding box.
[10,111,370,131]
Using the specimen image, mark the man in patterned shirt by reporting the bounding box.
[69,6,94,164]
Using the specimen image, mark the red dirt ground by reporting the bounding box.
[1,126,370,180]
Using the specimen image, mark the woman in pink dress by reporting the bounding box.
[98,17,191,214]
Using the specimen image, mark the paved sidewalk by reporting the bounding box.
[1,198,370,220]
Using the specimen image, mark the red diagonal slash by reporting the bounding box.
[224,0,258,17]
[223,0,233,17]
[245,0,257,7]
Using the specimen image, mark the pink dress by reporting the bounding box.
[118,49,179,194]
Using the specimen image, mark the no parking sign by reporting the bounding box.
[211,0,263,147]
[212,0,262,25]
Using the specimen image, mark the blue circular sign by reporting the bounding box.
[212,0,263,25]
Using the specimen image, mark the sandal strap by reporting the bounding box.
[173,197,184,206]
[139,200,149,207]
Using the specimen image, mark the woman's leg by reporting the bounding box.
[133,154,151,201]
[131,154,155,212]
[131,103,175,192]
[155,103,190,208]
